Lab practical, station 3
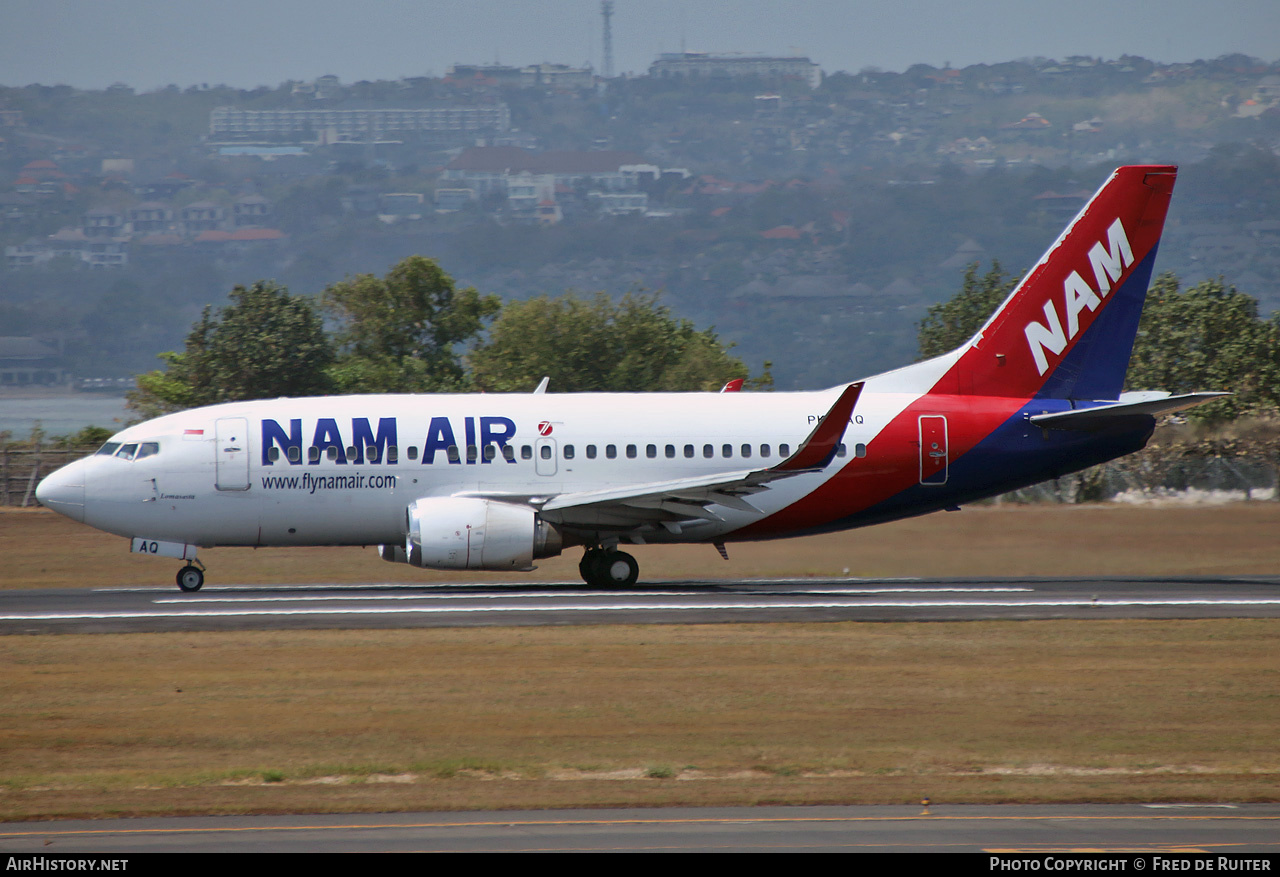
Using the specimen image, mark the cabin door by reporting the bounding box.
[918,415,949,485]
[215,417,251,491]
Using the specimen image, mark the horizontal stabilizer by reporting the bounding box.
[1029,392,1229,431]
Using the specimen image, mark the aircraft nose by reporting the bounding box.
[36,458,86,523]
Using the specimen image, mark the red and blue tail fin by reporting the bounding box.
[935,165,1176,402]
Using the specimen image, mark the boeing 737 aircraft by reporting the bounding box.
[37,165,1224,591]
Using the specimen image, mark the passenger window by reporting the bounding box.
[465,445,477,463]
[702,444,713,458]
[309,446,322,463]
[540,445,552,460]
[665,444,676,458]
[287,446,301,463]
[626,444,637,459]
[741,444,752,458]
[387,446,398,463]
[96,442,121,456]
[502,445,515,462]
[447,445,461,463]
[760,444,771,458]
[136,442,160,460]
[522,445,533,460]
[722,444,732,458]
[327,447,339,461]
[346,446,357,460]
[606,444,617,459]
[406,446,418,461]
[483,444,497,461]
[646,444,657,458]
[563,444,575,460]
[268,447,281,462]
[684,444,694,458]
[366,445,379,463]
[836,444,847,458]
[779,444,791,457]
[855,443,867,458]
[116,444,138,460]
[586,445,597,459]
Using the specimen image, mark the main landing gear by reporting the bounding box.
[579,547,640,588]
[176,561,206,592]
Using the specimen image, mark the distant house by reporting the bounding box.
[232,194,272,228]
[135,173,195,200]
[128,202,173,235]
[209,105,511,143]
[180,201,225,235]
[434,188,477,212]
[19,159,66,181]
[588,191,648,215]
[506,173,556,218]
[1002,112,1051,131]
[649,53,822,89]
[377,193,425,223]
[82,208,124,239]
[4,239,51,269]
[442,147,657,196]
[0,336,65,387]
[19,227,128,269]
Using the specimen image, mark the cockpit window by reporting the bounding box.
[116,443,139,460]
[135,442,160,460]
[96,442,121,456]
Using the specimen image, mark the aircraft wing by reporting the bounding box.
[532,382,863,529]
[1029,392,1229,431]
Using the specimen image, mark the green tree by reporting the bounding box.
[469,291,753,393]
[916,261,1018,359]
[322,256,501,393]
[1125,274,1280,422]
[128,281,335,418]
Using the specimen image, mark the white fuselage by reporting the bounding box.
[54,386,914,549]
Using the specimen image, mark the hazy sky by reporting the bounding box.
[3,0,1278,91]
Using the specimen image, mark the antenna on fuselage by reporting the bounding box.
[533,376,550,394]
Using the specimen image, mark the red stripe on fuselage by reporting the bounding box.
[731,392,1024,539]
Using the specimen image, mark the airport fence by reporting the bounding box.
[988,455,1280,504]
[0,443,93,507]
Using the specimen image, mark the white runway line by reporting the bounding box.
[6,598,1280,622]
[151,587,1034,604]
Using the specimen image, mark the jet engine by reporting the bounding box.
[381,497,562,571]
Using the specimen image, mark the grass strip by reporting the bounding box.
[1,620,1277,819]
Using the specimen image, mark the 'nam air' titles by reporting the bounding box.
[260,416,518,465]
[1024,217,1134,375]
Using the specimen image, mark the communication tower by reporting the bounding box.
[601,1,615,79]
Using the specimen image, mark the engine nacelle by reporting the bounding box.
[400,497,561,571]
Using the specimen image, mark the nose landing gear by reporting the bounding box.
[579,547,640,587]
[176,561,206,592]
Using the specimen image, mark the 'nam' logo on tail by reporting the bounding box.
[1024,217,1134,375]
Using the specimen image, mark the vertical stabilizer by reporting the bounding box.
[933,165,1176,401]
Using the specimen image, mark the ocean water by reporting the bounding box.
[0,396,133,439]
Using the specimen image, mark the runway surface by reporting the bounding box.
[1,804,1278,853]
[3,575,1280,633]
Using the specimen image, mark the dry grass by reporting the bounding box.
[1,620,1278,819]
[5,502,1280,589]
[3,505,1279,820]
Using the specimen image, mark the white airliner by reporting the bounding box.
[37,165,1223,591]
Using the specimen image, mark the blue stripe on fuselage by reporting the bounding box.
[788,399,1153,537]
